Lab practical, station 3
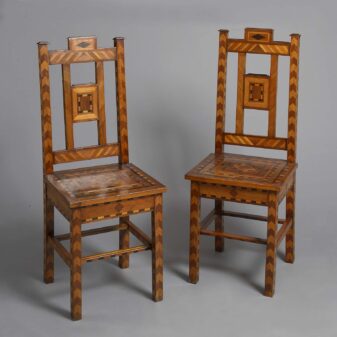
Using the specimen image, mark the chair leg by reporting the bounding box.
[151,195,163,302]
[214,199,224,252]
[70,209,82,320]
[264,192,278,297]
[118,216,130,269]
[189,182,201,284]
[43,186,54,284]
[285,183,295,263]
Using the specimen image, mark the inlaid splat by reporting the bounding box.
[244,74,270,109]
[71,84,98,122]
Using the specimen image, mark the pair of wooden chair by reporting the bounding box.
[37,28,300,320]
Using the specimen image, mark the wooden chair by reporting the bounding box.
[38,36,166,320]
[185,28,300,296]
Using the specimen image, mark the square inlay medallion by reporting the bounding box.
[71,84,98,122]
[244,74,269,110]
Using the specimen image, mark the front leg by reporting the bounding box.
[264,192,278,297]
[70,209,82,320]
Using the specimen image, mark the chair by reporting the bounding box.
[185,28,300,296]
[38,36,166,320]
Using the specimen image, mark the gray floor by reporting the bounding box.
[1,207,336,337]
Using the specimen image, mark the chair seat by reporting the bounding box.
[185,153,296,191]
[46,163,166,208]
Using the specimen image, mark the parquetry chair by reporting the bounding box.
[185,28,300,296]
[38,36,166,320]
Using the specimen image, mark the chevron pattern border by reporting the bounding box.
[285,182,295,263]
[53,143,119,164]
[224,133,287,150]
[265,192,278,297]
[152,195,164,301]
[287,34,300,162]
[215,30,228,153]
[228,40,290,55]
[189,182,201,284]
[114,38,129,164]
[48,48,116,65]
[70,209,82,320]
[38,42,54,174]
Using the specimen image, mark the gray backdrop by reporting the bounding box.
[1,0,337,336]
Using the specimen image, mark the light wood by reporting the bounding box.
[224,133,287,150]
[53,143,119,164]
[48,48,116,64]
[227,39,290,55]
[68,36,97,51]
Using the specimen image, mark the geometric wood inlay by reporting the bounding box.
[71,84,98,122]
[244,74,270,110]
[68,36,97,51]
[46,163,166,207]
[245,28,274,43]
[185,153,296,191]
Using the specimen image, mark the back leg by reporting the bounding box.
[214,199,224,252]
[44,185,54,284]
[119,216,130,269]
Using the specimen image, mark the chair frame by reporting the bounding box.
[186,28,300,296]
[38,36,165,320]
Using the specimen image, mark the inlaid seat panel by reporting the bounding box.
[46,164,166,208]
[185,153,296,191]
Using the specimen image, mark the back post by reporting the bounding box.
[114,37,129,165]
[214,30,229,252]
[287,34,300,163]
[38,42,54,175]
[114,37,131,269]
[215,30,229,154]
